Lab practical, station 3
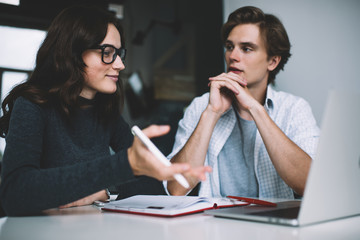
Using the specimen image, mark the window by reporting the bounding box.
[0,0,19,6]
[1,71,27,101]
[0,25,46,154]
[0,25,45,70]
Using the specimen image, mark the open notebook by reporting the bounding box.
[206,90,360,226]
[101,195,249,217]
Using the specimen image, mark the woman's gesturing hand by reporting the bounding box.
[127,125,211,185]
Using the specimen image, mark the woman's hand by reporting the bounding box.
[127,125,211,186]
[59,190,108,209]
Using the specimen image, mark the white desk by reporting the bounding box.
[0,205,359,240]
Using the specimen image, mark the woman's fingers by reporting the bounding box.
[59,190,108,209]
[155,163,190,181]
[188,165,212,181]
[159,164,212,182]
[129,125,212,185]
[142,125,170,139]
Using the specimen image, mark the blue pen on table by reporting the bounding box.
[131,126,190,189]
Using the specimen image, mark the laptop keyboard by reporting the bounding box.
[248,207,300,219]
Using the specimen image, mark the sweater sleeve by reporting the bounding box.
[0,98,135,216]
[110,115,134,152]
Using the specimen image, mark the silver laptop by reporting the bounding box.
[206,90,360,226]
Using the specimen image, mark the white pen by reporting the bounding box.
[131,125,190,189]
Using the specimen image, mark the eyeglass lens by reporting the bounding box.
[102,45,126,64]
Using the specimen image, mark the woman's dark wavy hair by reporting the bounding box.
[0,5,125,137]
[221,6,291,85]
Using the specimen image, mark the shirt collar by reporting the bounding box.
[78,96,95,107]
[225,85,276,115]
[264,85,275,112]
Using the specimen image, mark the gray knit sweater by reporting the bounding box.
[0,96,135,216]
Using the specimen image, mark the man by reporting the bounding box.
[166,6,319,199]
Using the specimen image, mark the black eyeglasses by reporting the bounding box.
[93,44,126,64]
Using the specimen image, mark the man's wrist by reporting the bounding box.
[204,105,223,122]
[248,101,265,118]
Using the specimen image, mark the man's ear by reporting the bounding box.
[268,56,281,71]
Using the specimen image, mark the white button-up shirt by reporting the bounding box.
[167,86,320,199]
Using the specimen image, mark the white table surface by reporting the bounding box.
[0,204,359,240]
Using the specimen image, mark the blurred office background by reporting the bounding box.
[1,0,360,159]
[0,0,224,157]
[225,0,360,124]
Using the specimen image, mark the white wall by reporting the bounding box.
[223,0,360,125]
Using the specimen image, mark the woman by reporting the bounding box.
[0,5,209,216]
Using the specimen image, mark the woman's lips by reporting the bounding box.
[107,75,119,81]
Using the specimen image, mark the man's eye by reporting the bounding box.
[242,47,252,52]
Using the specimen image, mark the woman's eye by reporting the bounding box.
[225,45,233,51]
[103,51,111,56]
